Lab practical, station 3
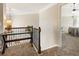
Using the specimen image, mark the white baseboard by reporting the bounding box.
[33,44,38,53]
[33,44,61,53]
[41,44,60,51]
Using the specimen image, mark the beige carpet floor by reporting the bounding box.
[0,33,79,56]
[0,43,37,56]
[0,43,79,56]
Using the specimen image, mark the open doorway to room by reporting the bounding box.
[60,3,79,55]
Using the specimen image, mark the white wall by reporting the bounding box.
[12,13,39,28]
[5,4,62,51]
[61,16,73,33]
[61,4,73,33]
[0,4,3,49]
[0,3,3,34]
[61,4,79,33]
[39,4,61,50]
[76,16,79,27]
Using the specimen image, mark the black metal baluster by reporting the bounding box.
[17,29,19,45]
[11,34,12,46]
[2,35,6,54]
[38,27,41,54]
[30,26,33,46]
[9,35,10,47]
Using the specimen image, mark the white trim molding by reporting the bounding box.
[12,12,39,16]
[39,3,57,13]
[41,44,60,51]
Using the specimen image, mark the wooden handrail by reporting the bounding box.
[5,26,33,29]
[1,32,31,36]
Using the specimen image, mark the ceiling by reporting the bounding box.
[6,3,54,15]
[61,3,79,16]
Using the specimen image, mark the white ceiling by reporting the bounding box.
[6,3,54,15]
[61,3,79,16]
